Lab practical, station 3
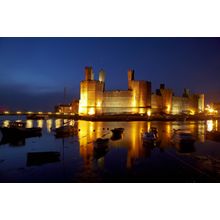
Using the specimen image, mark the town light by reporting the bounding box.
[88,108,95,115]
[205,104,218,115]
[147,109,151,117]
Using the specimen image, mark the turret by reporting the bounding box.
[128,69,135,90]
[85,66,93,81]
[99,69,105,83]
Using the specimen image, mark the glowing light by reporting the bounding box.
[88,108,95,115]
[37,120,44,128]
[48,112,52,115]
[207,120,214,132]
[16,111,22,114]
[56,112,61,115]
[46,119,53,132]
[3,120,10,127]
[27,111,33,114]
[147,109,151,117]
[38,112,43,114]
[190,110,195,115]
[26,120,33,128]
[97,101,101,107]
[4,111,9,114]
[205,104,218,115]
[55,119,62,128]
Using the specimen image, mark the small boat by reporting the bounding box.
[94,138,109,146]
[53,123,77,138]
[111,128,124,140]
[0,121,42,138]
[171,129,196,146]
[111,128,124,134]
[26,151,60,166]
[142,127,159,146]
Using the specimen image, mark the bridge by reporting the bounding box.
[0,111,78,119]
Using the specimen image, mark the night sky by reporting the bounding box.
[0,37,220,111]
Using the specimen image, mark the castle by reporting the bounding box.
[77,67,204,116]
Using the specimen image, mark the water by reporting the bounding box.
[0,116,220,182]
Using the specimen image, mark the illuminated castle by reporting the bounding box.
[77,67,204,116]
[79,67,151,115]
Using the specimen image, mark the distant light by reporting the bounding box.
[147,109,151,117]
[56,112,60,115]
[48,112,52,115]
[16,111,21,114]
[88,108,95,115]
[38,112,43,114]
[4,111,9,114]
[27,111,33,114]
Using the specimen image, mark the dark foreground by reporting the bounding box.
[0,117,220,183]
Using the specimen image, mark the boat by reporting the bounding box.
[171,129,196,146]
[142,127,159,145]
[26,151,60,166]
[142,128,159,146]
[53,123,77,138]
[94,138,109,147]
[0,121,42,138]
[111,128,124,140]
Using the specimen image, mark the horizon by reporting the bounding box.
[1,37,220,111]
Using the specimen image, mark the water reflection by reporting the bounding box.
[1,118,220,182]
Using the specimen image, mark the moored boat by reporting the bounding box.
[53,124,77,138]
[111,128,124,140]
[0,121,42,138]
[171,129,196,146]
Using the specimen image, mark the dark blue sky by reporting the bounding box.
[0,37,220,111]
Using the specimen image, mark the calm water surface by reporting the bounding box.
[1,116,220,182]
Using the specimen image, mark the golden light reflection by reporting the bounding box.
[215,120,218,131]
[37,120,44,128]
[88,108,95,115]
[207,120,213,132]
[147,109,151,117]
[198,122,205,142]
[96,101,101,107]
[26,120,33,128]
[3,120,10,127]
[46,119,53,132]
[55,119,62,128]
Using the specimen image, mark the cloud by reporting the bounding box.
[0,83,78,111]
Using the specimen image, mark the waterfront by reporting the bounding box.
[1,116,220,182]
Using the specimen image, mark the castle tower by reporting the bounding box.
[99,69,105,83]
[128,69,135,90]
[79,66,104,115]
[85,66,93,81]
